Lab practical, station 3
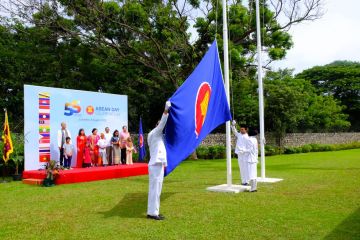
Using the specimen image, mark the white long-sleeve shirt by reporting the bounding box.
[97,139,107,153]
[246,136,258,163]
[231,125,249,155]
[148,113,169,166]
[104,133,112,147]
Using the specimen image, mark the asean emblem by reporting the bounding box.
[139,134,144,147]
[195,82,212,137]
[86,105,94,115]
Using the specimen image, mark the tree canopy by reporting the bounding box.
[296,61,360,131]
[1,0,354,140]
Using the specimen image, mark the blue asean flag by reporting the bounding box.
[164,40,232,176]
[138,117,146,162]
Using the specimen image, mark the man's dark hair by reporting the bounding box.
[248,129,258,136]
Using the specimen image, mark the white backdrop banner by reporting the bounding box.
[24,85,128,170]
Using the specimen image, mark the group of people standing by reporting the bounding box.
[231,120,259,192]
[57,123,136,169]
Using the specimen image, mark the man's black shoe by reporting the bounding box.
[250,190,257,192]
[158,214,165,220]
[241,183,248,186]
[147,215,164,220]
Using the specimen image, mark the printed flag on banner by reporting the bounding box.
[164,40,232,176]
[138,118,146,162]
[2,110,14,163]
[38,92,51,162]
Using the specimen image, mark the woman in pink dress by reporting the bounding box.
[76,129,87,168]
[88,128,100,167]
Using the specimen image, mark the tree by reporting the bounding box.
[265,69,350,145]
[296,61,360,130]
[0,0,325,131]
[192,0,324,125]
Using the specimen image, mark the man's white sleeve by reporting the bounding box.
[231,125,239,136]
[152,113,169,135]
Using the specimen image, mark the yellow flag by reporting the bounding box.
[2,110,14,162]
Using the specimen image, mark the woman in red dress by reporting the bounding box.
[76,129,87,168]
[88,128,100,167]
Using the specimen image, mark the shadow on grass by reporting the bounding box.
[99,192,177,219]
[324,207,360,240]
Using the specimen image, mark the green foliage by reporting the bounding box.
[3,134,25,175]
[0,0,350,137]
[264,69,350,145]
[196,146,210,159]
[196,145,226,159]
[264,145,283,156]
[196,142,360,158]
[301,144,312,153]
[296,61,360,130]
[281,142,360,155]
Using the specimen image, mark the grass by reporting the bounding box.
[0,149,359,240]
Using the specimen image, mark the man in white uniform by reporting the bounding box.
[246,129,259,192]
[231,120,249,185]
[147,101,171,220]
[57,122,72,168]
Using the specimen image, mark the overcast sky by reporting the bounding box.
[271,0,360,73]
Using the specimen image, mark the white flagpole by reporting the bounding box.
[254,0,283,183]
[208,0,249,193]
[222,0,232,187]
[255,0,266,179]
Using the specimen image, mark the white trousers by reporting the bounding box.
[248,162,257,180]
[147,163,164,216]
[237,155,249,184]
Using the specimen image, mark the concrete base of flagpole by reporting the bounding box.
[206,184,250,193]
[257,177,283,183]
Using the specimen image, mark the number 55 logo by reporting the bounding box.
[64,100,82,116]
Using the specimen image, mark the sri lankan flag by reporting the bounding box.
[2,110,14,163]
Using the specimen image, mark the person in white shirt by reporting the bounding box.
[147,101,171,221]
[231,120,249,185]
[104,127,113,165]
[57,122,72,168]
[246,129,259,192]
[97,133,108,166]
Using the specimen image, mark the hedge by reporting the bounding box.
[195,142,360,159]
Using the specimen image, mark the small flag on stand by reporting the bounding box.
[138,118,146,162]
[2,109,14,163]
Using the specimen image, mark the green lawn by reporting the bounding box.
[1,149,359,240]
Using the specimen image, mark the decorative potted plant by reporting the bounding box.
[43,160,59,187]
[11,152,24,181]
[10,134,25,181]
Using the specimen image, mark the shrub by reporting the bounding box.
[196,147,209,159]
[301,144,312,153]
[265,145,284,156]
[265,145,276,156]
[215,145,226,159]
[284,147,297,154]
